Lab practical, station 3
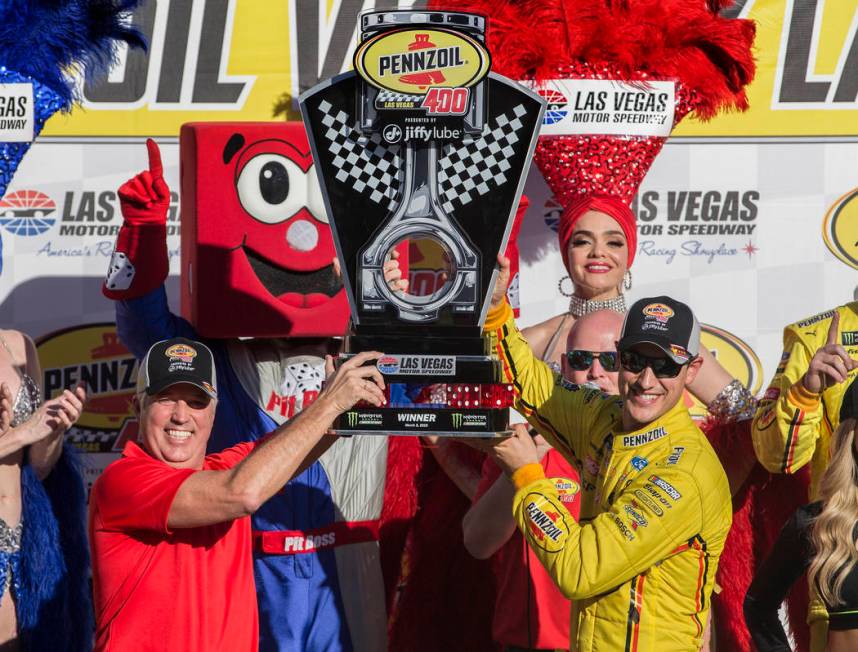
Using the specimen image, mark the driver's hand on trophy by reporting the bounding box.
[462,424,538,475]
[332,257,342,280]
[383,249,409,293]
[489,254,511,310]
[322,351,387,411]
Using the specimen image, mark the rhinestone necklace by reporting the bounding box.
[568,294,627,318]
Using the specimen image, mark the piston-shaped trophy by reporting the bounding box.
[300,10,545,436]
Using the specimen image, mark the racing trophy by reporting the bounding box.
[300,10,545,436]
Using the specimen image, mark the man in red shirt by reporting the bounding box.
[89,337,386,651]
[462,311,621,652]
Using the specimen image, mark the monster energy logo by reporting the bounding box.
[452,413,463,429]
[347,411,358,427]
[843,331,858,346]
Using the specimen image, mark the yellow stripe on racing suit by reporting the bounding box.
[751,301,858,646]
[485,301,732,652]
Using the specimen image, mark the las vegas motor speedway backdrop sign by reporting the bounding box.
[0,0,856,487]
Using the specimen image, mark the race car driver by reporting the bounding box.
[752,302,858,488]
[751,300,858,650]
[478,255,732,652]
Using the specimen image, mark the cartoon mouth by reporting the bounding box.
[243,246,342,308]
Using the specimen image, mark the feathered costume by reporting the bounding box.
[0,1,144,649]
[397,2,810,650]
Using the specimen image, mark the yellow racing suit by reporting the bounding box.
[752,301,858,489]
[485,302,732,652]
[751,301,858,646]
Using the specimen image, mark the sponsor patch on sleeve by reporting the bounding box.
[666,446,685,465]
[523,493,571,553]
[612,514,635,541]
[552,478,580,505]
[775,349,791,374]
[756,406,776,430]
[634,489,664,517]
[762,387,781,403]
[647,475,681,500]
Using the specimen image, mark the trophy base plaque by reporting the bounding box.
[330,335,514,438]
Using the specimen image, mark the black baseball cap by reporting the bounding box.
[841,376,858,422]
[618,296,700,364]
[136,337,218,399]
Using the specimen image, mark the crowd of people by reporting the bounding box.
[0,1,856,651]
[1,170,856,651]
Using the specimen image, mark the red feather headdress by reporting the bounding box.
[430,0,756,267]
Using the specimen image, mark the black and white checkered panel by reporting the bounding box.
[318,100,402,209]
[375,90,422,105]
[437,103,528,214]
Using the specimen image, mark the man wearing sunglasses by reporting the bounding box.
[478,255,731,652]
[561,310,625,393]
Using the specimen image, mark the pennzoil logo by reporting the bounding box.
[37,323,138,453]
[354,28,490,95]
[822,188,858,270]
[687,324,763,420]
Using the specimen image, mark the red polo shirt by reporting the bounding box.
[89,440,259,652]
[475,449,581,650]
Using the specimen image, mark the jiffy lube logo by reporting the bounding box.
[643,303,674,322]
[822,188,858,270]
[354,28,490,96]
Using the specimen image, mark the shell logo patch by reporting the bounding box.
[353,28,491,95]
[165,344,197,363]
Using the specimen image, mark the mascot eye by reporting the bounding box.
[306,165,328,224]
[237,154,307,223]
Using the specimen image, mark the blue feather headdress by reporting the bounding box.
[0,0,146,198]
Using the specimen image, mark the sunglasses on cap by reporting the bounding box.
[565,350,619,372]
[619,350,695,379]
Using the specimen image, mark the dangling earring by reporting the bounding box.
[623,270,632,291]
[557,275,574,297]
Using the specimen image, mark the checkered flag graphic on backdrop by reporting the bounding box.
[318,100,403,208]
[437,103,528,213]
[375,90,422,104]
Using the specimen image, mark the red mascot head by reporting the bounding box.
[180,122,348,338]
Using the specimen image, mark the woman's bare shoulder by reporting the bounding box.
[0,329,34,366]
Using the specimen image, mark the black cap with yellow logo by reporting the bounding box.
[136,337,218,399]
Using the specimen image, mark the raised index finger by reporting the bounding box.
[826,311,841,347]
[146,138,163,179]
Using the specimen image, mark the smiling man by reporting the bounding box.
[480,256,731,652]
[88,337,386,652]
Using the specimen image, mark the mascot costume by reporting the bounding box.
[403,1,812,650]
[0,1,144,649]
[104,121,529,651]
[105,123,389,651]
